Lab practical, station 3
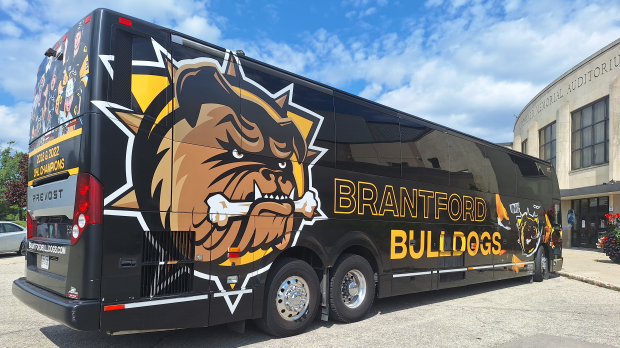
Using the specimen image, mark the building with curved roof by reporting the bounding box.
[514,38,620,248]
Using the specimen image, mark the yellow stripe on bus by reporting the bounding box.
[29,128,83,157]
[28,167,79,187]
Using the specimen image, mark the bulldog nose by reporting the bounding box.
[260,167,279,181]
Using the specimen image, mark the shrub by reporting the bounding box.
[599,213,620,262]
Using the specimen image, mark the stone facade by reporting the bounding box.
[514,38,620,248]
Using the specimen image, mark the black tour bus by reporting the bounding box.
[14,9,563,337]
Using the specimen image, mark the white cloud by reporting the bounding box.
[359,83,382,99]
[342,0,387,7]
[4,0,620,146]
[0,21,22,37]
[425,0,443,8]
[0,102,32,152]
[174,15,221,43]
[288,0,620,142]
[359,7,377,18]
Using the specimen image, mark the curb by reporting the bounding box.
[555,271,620,291]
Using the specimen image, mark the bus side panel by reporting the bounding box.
[100,298,209,332]
[388,221,435,296]
[100,215,143,303]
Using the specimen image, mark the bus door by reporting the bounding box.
[97,18,212,331]
[390,225,436,296]
[492,227,518,281]
[436,227,493,289]
[170,35,260,325]
[492,196,527,281]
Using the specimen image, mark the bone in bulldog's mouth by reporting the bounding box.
[206,183,318,227]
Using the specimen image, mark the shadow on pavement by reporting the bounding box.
[0,253,24,259]
[38,276,535,347]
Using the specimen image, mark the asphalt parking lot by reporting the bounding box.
[1,253,619,348]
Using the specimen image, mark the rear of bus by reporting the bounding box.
[12,9,199,332]
[11,11,104,331]
[10,8,172,331]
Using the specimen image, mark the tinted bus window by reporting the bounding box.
[291,84,335,168]
[514,156,552,206]
[335,98,400,178]
[484,146,516,197]
[239,66,332,166]
[448,135,489,192]
[513,156,539,198]
[242,66,292,94]
[400,119,449,186]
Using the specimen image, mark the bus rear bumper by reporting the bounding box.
[12,277,100,331]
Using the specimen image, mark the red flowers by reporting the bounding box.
[601,216,620,261]
[605,213,620,223]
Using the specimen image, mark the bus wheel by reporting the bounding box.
[254,258,319,337]
[329,254,375,323]
[533,247,549,282]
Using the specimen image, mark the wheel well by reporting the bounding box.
[275,246,324,270]
[340,245,379,275]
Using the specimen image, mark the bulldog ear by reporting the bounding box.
[275,92,289,108]
[305,150,320,163]
[226,55,237,77]
[175,62,237,128]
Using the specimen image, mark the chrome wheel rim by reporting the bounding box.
[276,276,309,321]
[341,269,366,309]
[541,254,548,273]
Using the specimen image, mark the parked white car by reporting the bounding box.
[0,222,27,255]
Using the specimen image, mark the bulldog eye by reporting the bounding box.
[278,162,286,169]
[232,149,244,159]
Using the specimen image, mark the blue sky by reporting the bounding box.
[2,0,620,152]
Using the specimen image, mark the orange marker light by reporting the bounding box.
[228,247,240,258]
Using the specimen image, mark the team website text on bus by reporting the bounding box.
[13,9,563,337]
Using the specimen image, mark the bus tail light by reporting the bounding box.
[27,211,36,239]
[119,17,132,26]
[71,174,103,245]
[104,304,125,311]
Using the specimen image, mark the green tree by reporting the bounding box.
[4,153,28,219]
[0,141,25,220]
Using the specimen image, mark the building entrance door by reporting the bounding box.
[571,197,608,248]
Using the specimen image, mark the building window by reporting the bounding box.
[571,98,608,170]
[521,139,527,154]
[539,123,556,167]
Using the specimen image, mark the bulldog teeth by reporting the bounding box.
[289,188,295,200]
[254,183,262,200]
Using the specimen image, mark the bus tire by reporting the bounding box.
[533,247,548,282]
[329,254,375,323]
[254,258,319,337]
